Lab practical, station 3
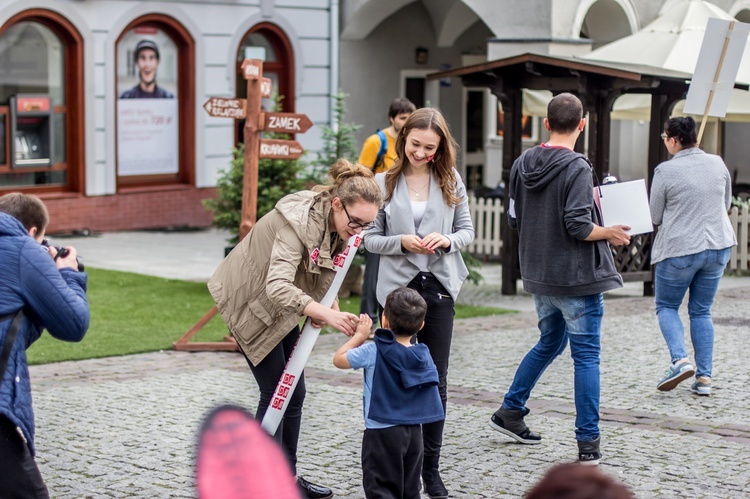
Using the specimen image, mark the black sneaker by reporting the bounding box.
[489,407,541,444]
[577,436,601,466]
[297,476,333,499]
[422,468,448,498]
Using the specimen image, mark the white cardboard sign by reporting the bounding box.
[594,179,653,236]
[684,18,750,117]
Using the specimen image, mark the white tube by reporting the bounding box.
[260,233,361,435]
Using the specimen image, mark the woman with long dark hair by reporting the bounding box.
[365,107,474,498]
[651,116,736,397]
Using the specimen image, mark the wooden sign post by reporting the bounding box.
[174,59,314,352]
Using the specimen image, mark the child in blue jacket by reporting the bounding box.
[334,287,443,499]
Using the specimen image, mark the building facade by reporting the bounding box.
[2,0,749,232]
[340,0,750,192]
[0,0,336,232]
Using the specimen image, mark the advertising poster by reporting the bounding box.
[116,27,179,176]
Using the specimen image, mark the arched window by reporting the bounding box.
[235,23,294,144]
[115,15,194,187]
[0,10,84,193]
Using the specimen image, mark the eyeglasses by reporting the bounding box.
[660,132,669,140]
[341,202,375,230]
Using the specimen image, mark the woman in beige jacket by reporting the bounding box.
[208,160,382,498]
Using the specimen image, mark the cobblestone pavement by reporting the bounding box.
[30,282,750,498]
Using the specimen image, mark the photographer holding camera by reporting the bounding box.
[0,193,89,498]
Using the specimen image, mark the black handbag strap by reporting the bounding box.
[0,310,24,381]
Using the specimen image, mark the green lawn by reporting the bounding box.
[27,268,513,365]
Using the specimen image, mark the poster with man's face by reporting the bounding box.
[117,27,179,176]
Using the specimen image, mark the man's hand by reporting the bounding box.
[48,246,80,271]
[606,225,631,247]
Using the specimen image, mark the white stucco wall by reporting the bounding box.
[340,1,492,171]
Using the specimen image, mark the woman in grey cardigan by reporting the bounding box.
[650,116,736,397]
[364,108,474,498]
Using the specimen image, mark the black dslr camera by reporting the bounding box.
[41,239,85,272]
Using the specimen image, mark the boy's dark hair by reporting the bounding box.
[388,97,416,119]
[383,287,427,337]
[525,462,634,499]
[547,93,583,134]
[0,192,49,232]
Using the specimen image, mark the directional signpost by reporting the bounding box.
[203,97,246,119]
[175,58,314,352]
[263,112,314,134]
[259,139,304,159]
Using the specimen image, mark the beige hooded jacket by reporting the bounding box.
[208,190,345,366]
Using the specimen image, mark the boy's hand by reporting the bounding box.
[355,314,372,338]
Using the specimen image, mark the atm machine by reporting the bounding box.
[9,94,53,169]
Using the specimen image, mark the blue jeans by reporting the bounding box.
[502,294,604,442]
[655,248,731,379]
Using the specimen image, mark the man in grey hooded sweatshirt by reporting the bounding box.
[488,93,631,465]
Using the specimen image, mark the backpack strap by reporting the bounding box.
[0,310,24,382]
[373,129,388,172]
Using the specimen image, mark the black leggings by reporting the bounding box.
[245,326,305,475]
[407,273,454,465]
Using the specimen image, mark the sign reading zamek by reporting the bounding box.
[203,97,246,119]
[263,112,313,134]
[259,139,304,160]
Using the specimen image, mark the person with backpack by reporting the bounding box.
[0,193,90,498]
[358,98,416,329]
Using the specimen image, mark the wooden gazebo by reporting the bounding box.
[429,53,694,295]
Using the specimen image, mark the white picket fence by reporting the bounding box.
[468,198,750,273]
[729,205,750,273]
[467,196,503,257]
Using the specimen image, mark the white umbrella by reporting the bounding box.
[582,0,750,122]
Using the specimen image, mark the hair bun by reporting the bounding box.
[329,158,373,184]
[680,116,695,133]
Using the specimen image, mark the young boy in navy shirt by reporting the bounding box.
[334,287,444,499]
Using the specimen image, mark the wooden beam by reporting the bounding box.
[500,88,523,295]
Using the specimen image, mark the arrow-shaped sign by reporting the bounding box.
[203,97,246,119]
[262,112,313,134]
[259,139,304,160]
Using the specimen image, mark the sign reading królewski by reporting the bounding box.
[117,99,179,175]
